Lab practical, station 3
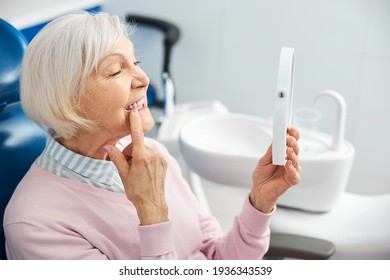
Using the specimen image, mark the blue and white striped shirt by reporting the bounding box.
[36,136,125,193]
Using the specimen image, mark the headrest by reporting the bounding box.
[0,18,27,106]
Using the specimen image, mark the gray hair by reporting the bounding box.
[20,12,131,139]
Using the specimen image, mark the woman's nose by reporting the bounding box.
[132,67,150,89]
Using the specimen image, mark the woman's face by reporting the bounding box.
[82,37,153,139]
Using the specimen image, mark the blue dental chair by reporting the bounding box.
[0,18,47,260]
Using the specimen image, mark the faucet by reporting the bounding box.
[314,90,346,151]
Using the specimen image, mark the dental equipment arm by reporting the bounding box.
[126,15,179,113]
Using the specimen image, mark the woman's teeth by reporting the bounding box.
[126,97,145,111]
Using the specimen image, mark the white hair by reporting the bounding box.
[20,12,132,139]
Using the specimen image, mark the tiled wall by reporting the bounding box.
[109,0,389,194]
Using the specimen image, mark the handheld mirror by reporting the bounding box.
[272,47,295,165]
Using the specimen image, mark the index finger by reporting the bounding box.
[129,108,145,149]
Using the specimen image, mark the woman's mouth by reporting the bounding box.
[125,97,146,111]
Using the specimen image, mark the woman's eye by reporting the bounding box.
[110,70,122,77]
[134,60,141,66]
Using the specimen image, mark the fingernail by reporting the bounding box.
[102,145,111,153]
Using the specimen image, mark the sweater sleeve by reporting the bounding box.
[199,195,273,260]
[137,221,178,259]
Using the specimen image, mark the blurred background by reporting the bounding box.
[1,0,389,198]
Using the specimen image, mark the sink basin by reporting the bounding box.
[179,113,355,212]
[179,113,272,186]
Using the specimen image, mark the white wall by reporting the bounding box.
[104,0,390,195]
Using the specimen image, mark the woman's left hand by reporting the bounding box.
[249,126,302,213]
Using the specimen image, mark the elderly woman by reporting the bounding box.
[4,12,301,260]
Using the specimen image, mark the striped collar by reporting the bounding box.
[36,135,124,193]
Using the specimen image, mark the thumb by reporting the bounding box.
[258,144,273,166]
[103,145,129,177]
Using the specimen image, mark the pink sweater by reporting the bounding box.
[4,138,272,260]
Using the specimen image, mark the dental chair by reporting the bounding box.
[0,18,47,260]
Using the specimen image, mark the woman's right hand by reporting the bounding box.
[103,109,168,225]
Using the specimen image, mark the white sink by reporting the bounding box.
[179,113,355,212]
